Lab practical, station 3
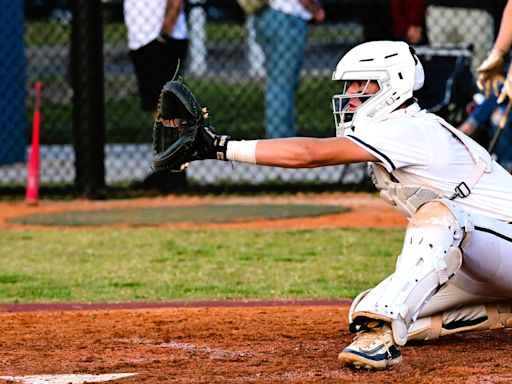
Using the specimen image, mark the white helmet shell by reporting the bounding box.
[332,40,424,136]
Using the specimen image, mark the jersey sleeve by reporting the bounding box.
[345,118,433,172]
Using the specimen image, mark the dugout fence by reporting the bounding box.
[0,0,507,197]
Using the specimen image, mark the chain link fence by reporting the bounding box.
[0,0,507,197]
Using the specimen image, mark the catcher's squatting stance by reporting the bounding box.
[152,41,512,370]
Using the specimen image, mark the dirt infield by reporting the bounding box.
[2,304,512,383]
[0,192,407,231]
[1,193,511,383]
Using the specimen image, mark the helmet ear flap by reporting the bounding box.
[409,46,425,91]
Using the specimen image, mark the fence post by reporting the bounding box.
[188,0,207,76]
[246,15,265,78]
[70,0,106,198]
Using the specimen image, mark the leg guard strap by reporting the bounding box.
[408,302,512,341]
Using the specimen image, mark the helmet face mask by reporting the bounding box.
[332,79,382,137]
[331,41,423,137]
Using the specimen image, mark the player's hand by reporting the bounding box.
[156,31,171,44]
[406,26,423,44]
[477,49,506,99]
[497,64,512,104]
[313,7,325,23]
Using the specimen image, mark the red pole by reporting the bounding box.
[26,81,43,205]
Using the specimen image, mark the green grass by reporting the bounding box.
[8,204,348,226]
[25,20,128,46]
[25,19,359,46]
[0,228,402,303]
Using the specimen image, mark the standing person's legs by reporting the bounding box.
[255,8,307,138]
[161,38,188,83]
[130,40,164,112]
[131,39,189,192]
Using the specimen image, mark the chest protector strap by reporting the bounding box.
[369,164,442,218]
[433,115,492,199]
[369,113,493,218]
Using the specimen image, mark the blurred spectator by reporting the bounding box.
[124,0,189,191]
[124,0,188,118]
[474,0,512,174]
[426,5,495,73]
[477,0,512,105]
[459,92,512,172]
[254,0,325,138]
[389,0,428,45]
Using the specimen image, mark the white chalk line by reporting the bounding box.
[158,341,252,359]
[118,337,252,359]
[0,373,137,384]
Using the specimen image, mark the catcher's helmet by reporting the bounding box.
[332,41,425,137]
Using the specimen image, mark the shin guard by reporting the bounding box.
[350,200,472,345]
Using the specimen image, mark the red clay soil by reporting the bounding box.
[1,193,511,383]
[1,305,511,384]
[0,192,407,230]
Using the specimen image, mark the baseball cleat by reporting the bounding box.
[338,326,402,370]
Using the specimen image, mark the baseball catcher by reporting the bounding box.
[153,41,512,370]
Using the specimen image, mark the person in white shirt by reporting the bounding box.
[161,40,512,370]
[124,0,189,191]
[124,0,188,116]
[254,0,324,138]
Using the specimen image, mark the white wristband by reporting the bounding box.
[226,140,258,164]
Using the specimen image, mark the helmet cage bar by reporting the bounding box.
[332,79,382,137]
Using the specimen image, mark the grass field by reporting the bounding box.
[0,227,402,303]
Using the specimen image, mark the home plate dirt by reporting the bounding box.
[1,305,512,383]
[1,193,511,383]
[0,373,138,384]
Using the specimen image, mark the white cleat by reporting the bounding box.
[338,326,402,370]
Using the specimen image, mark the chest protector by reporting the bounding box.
[369,113,493,218]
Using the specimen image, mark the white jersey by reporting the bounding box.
[124,0,188,51]
[269,0,313,20]
[346,103,512,222]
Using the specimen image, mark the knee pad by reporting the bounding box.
[351,199,473,345]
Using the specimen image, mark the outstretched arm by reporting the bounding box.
[252,137,378,168]
[493,0,512,54]
[152,80,378,172]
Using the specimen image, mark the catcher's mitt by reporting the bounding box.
[152,79,230,172]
